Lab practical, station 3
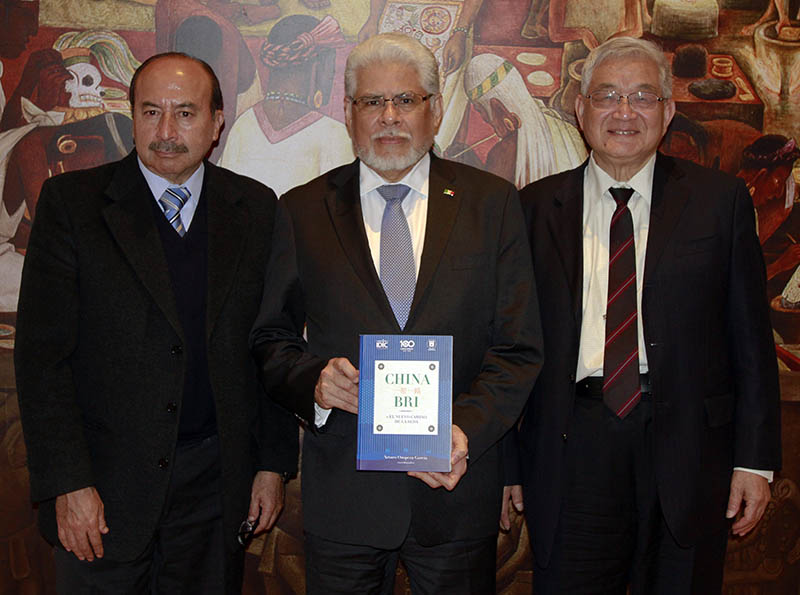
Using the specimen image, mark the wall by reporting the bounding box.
[1,0,798,592]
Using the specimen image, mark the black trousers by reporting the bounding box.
[534,396,729,595]
[305,528,497,595]
[55,434,239,594]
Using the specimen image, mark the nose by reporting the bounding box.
[612,96,637,120]
[156,112,177,139]
[379,99,401,125]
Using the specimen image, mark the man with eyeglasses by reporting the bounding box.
[250,32,543,593]
[507,36,781,593]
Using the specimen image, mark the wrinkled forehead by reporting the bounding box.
[587,55,662,92]
[137,57,213,101]
[140,55,204,83]
[353,60,424,94]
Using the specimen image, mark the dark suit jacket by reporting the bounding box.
[15,151,298,561]
[516,153,781,567]
[250,155,543,548]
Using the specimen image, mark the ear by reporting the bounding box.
[344,95,353,136]
[212,109,224,142]
[431,92,444,134]
[746,168,774,208]
[575,93,586,131]
[753,167,769,185]
[742,167,768,195]
[662,98,676,134]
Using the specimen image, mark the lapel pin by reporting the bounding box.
[443,188,455,197]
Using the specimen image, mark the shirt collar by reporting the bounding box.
[358,152,431,199]
[586,151,656,206]
[138,157,205,204]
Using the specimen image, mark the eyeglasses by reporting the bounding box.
[585,90,666,111]
[350,92,435,113]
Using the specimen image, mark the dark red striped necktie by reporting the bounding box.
[603,187,640,418]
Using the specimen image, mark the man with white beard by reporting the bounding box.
[250,32,543,594]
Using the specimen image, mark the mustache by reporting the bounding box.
[148,141,189,153]
[371,131,411,141]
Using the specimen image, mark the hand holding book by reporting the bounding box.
[407,424,468,490]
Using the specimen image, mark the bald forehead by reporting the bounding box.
[138,56,212,88]
[132,55,216,110]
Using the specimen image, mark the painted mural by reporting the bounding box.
[0,0,799,593]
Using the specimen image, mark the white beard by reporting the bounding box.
[354,131,431,175]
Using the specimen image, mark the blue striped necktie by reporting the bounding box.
[159,186,190,237]
[378,184,414,329]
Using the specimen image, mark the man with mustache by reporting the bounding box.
[15,52,298,592]
[250,33,543,593]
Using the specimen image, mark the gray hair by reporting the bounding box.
[580,37,672,98]
[344,33,439,97]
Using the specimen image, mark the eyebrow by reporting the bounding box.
[356,90,420,97]
[590,83,660,93]
[139,101,199,110]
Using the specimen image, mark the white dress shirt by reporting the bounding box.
[577,152,654,380]
[138,158,204,232]
[315,154,431,427]
[578,152,771,482]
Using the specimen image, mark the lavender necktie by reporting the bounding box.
[377,184,414,329]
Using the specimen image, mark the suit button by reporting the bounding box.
[158,457,169,469]
[568,373,575,382]
[562,433,568,442]
[166,402,177,413]
[170,345,183,356]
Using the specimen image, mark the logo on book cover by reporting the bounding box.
[376,339,389,349]
[427,339,436,351]
[399,339,415,352]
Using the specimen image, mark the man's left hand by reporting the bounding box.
[408,424,468,490]
[248,471,285,534]
[500,485,523,531]
[726,470,771,536]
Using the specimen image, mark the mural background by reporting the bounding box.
[0,0,799,592]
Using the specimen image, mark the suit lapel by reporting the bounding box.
[409,156,459,325]
[327,160,399,327]
[643,154,690,283]
[205,162,248,338]
[102,153,183,337]
[548,163,586,328]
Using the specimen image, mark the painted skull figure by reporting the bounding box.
[65,62,104,107]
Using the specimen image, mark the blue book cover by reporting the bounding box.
[357,334,453,472]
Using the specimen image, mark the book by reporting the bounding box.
[357,334,453,472]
